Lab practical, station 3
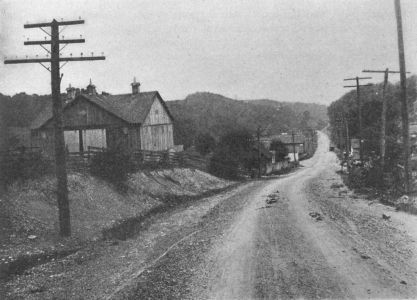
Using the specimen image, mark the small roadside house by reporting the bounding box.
[261,133,305,162]
[31,80,175,156]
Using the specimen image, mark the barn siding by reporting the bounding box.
[128,127,141,150]
[143,98,172,125]
[31,129,55,157]
[42,98,126,130]
[140,124,174,151]
[32,95,176,155]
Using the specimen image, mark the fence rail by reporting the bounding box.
[1,147,290,176]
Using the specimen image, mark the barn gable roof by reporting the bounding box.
[31,91,174,129]
[271,134,305,144]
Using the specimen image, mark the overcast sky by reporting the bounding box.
[0,0,416,104]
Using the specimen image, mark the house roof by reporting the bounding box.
[31,91,173,129]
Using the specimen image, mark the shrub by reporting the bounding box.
[269,139,288,161]
[89,151,135,189]
[208,129,256,179]
[0,150,53,185]
[209,149,240,179]
[195,133,216,156]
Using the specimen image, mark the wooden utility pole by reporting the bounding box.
[257,126,261,178]
[394,0,411,194]
[4,19,105,236]
[291,131,297,164]
[363,69,407,170]
[335,112,350,172]
[344,115,351,172]
[344,76,372,163]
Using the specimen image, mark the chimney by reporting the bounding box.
[131,77,140,95]
[86,78,97,95]
[66,84,77,100]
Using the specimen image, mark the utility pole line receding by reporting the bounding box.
[4,19,105,236]
[394,0,411,194]
[344,76,372,163]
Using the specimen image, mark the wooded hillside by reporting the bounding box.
[167,92,328,148]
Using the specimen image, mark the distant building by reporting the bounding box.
[261,133,306,162]
[31,79,177,156]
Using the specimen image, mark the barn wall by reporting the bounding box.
[128,127,141,151]
[31,129,55,157]
[106,127,127,152]
[143,98,172,125]
[140,124,174,151]
[42,98,126,130]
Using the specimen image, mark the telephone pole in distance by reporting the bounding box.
[343,76,372,163]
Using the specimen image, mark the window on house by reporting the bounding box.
[155,109,159,114]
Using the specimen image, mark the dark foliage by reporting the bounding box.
[195,133,216,155]
[167,92,328,149]
[328,76,416,161]
[0,150,53,185]
[0,92,51,127]
[89,151,135,189]
[209,129,257,179]
[269,139,289,161]
[328,75,417,191]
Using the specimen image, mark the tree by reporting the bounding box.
[209,129,256,179]
[195,133,216,155]
[300,110,311,129]
[270,139,288,161]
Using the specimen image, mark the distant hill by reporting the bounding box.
[0,93,50,127]
[167,92,327,148]
[0,91,328,150]
[246,99,328,128]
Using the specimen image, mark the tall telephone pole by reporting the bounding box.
[362,69,407,171]
[344,76,372,163]
[4,19,105,236]
[394,0,411,194]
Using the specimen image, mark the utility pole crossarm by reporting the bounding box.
[24,39,85,45]
[4,56,105,64]
[343,84,372,88]
[24,19,84,28]
[362,69,409,74]
[344,77,372,81]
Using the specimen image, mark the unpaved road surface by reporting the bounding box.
[130,132,417,299]
[4,132,417,299]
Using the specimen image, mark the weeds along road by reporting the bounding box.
[128,132,417,299]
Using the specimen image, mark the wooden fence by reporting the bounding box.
[1,146,292,176]
[64,148,210,173]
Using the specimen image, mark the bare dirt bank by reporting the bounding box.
[0,168,231,290]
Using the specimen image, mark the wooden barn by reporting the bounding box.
[31,80,176,156]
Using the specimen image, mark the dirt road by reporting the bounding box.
[5,132,417,299]
[189,132,417,299]
[133,132,417,299]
